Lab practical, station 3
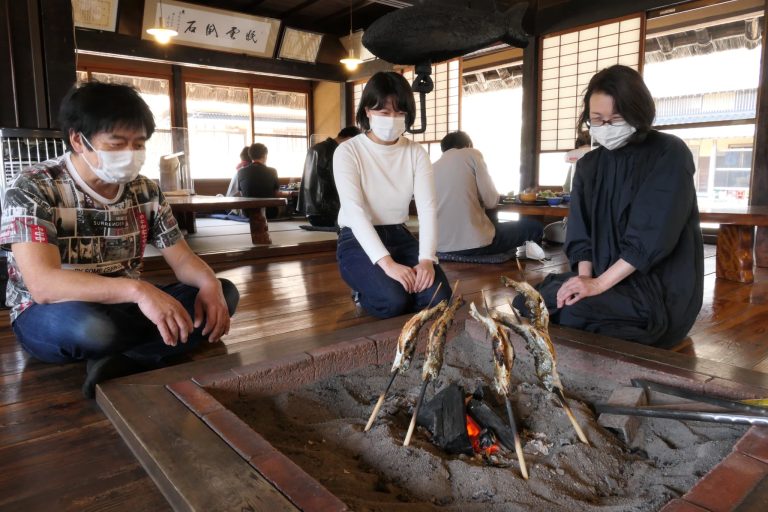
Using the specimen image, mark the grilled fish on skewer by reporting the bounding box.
[491,308,562,394]
[501,276,549,331]
[422,295,465,381]
[468,303,515,397]
[366,286,447,433]
[492,302,590,445]
[468,302,528,479]
[391,300,448,373]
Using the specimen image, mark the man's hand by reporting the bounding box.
[378,256,416,292]
[135,282,194,346]
[193,280,230,343]
[556,276,605,308]
[413,259,435,293]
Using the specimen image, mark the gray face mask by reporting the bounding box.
[589,123,636,151]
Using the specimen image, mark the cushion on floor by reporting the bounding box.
[436,251,514,264]
[203,213,250,222]
[299,224,339,233]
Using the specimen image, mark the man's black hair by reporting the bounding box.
[249,143,268,161]
[355,72,416,131]
[337,126,362,139]
[577,65,656,135]
[59,81,156,151]
[440,131,473,152]
[239,146,251,161]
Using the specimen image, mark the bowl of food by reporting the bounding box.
[547,196,564,206]
[561,193,571,204]
[519,192,538,203]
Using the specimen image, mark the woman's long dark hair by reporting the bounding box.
[577,65,656,135]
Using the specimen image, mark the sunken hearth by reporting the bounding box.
[163,318,768,512]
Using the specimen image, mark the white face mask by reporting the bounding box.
[80,133,146,184]
[369,115,406,142]
[589,123,636,151]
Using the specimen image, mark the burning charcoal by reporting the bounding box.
[416,384,473,455]
[467,398,518,452]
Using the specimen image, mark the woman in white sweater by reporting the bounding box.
[333,72,452,318]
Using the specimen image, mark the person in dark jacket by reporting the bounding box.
[298,126,361,227]
[519,65,703,348]
[235,143,280,219]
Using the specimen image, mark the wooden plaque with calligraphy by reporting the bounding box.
[142,0,281,58]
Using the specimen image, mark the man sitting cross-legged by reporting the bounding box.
[0,82,239,398]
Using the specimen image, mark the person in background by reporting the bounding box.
[334,71,451,318]
[226,146,252,197]
[235,143,280,219]
[543,131,593,244]
[298,126,362,227]
[519,65,703,348]
[0,82,239,398]
[562,130,591,194]
[433,130,543,256]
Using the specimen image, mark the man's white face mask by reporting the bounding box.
[80,133,146,184]
[368,114,406,142]
[589,123,636,151]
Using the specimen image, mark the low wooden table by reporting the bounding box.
[498,202,768,284]
[166,195,287,245]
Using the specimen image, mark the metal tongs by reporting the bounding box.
[594,379,768,426]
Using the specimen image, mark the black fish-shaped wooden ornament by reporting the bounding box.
[362,0,531,65]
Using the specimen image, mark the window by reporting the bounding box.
[462,62,523,194]
[645,0,762,208]
[185,83,251,180]
[537,16,642,187]
[252,89,308,177]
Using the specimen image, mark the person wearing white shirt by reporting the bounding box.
[433,131,542,255]
[334,72,451,318]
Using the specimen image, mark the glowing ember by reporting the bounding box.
[466,415,500,456]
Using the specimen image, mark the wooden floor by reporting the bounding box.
[1,241,767,511]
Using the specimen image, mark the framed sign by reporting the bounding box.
[142,0,281,58]
[278,28,323,63]
[72,0,119,32]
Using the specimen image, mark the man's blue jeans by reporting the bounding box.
[12,278,240,366]
[337,225,452,318]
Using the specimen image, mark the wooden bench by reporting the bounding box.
[166,195,287,245]
[498,202,768,284]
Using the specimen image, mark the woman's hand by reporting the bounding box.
[378,256,416,292]
[558,259,636,307]
[413,259,435,293]
[556,276,605,308]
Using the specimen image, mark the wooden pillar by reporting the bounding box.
[752,1,768,266]
[519,36,540,192]
[0,0,75,129]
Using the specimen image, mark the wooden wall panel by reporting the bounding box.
[0,0,74,129]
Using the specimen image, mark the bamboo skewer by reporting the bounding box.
[554,388,589,445]
[403,379,429,446]
[364,282,445,432]
[364,372,397,432]
[505,399,529,480]
[516,258,526,282]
